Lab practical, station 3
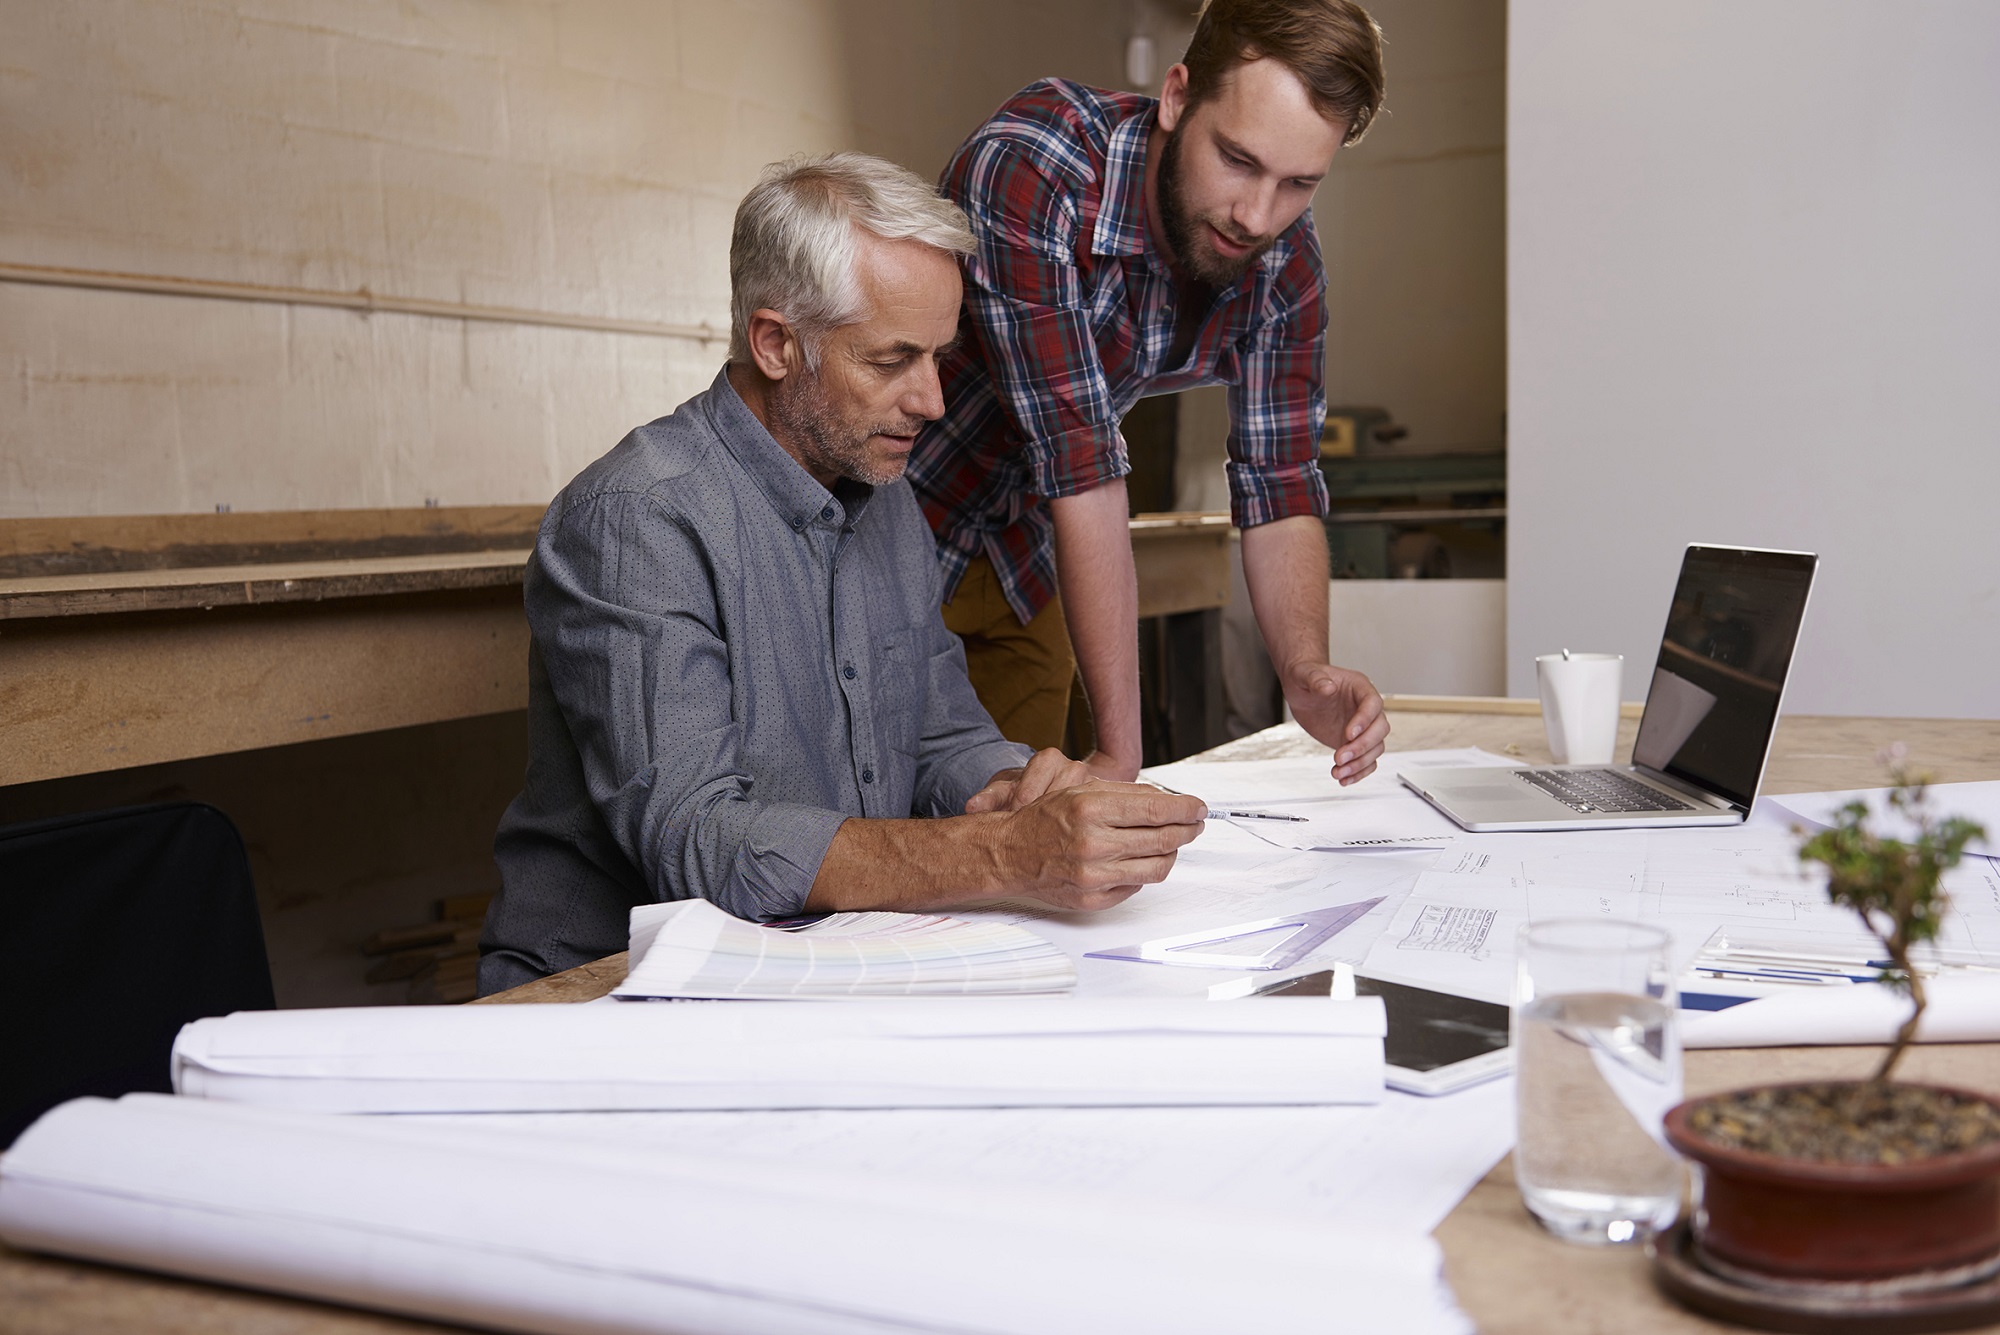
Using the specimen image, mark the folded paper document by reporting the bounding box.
[616,898,1077,999]
[172,998,1389,1111]
[0,1094,1473,1335]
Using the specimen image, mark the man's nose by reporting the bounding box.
[908,359,947,421]
[1232,180,1278,240]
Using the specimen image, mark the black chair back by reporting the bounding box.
[0,802,275,1146]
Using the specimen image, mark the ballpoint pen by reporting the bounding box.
[1207,808,1310,823]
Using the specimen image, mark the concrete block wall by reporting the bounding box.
[1,0,1140,517]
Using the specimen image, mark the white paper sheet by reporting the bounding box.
[1767,780,2000,859]
[422,1077,1516,1242]
[1682,974,2000,1047]
[1359,817,2000,1005]
[1143,746,1511,807]
[172,999,1388,1111]
[1145,748,1514,851]
[0,1094,1474,1335]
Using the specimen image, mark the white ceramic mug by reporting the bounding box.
[1536,652,1624,765]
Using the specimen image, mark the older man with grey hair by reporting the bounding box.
[481,153,1207,993]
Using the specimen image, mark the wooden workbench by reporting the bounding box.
[0,509,1231,787]
[5,700,1997,1333]
[0,507,542,786]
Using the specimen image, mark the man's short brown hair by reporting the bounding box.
[1181,0,1385,145]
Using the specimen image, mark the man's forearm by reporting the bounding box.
[803,780,1209,915]
[804,811,1016,913]
[1240,514,1332,677]
[1238,514,1388,778]
[1049,479,1143,778]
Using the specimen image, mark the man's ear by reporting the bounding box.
[1157,64,1190,134]
[744,308,799,382]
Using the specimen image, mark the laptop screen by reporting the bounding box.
[1630,546,1817,810]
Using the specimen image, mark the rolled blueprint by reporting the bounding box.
[172,998,1387,1112]
[1682,974,2000,1048]
[0,1094,1470,1335]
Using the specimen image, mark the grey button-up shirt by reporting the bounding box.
[482,370,1032,991]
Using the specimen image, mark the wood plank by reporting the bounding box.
[0,1246,466,1335]
[1130,512,1230,618]
[0,587,529,785]
[0,506,544,578]
[1382,692,1646,719]
[0,550,530,620]
[469,952,631,1006]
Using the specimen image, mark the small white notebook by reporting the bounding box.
[614,898,1077,1000]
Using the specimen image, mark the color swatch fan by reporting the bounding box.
[614,899,1077,1000]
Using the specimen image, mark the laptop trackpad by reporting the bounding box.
[1431,781,1553,819]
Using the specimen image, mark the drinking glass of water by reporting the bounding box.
[1513,918,1683,1245]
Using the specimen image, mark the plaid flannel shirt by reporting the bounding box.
[908,79,1330,626]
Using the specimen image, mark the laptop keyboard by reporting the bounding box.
[1514,768,1697,814]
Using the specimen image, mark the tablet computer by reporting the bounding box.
[1249,970,1513,1096]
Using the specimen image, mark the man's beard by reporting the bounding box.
[767,365,922,488]
[1157,127,1272,287]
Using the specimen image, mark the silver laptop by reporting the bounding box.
[1401,544,1818,831]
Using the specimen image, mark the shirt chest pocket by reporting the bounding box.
[872,627,924,774]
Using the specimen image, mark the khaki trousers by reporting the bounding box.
[942,556,1077,753]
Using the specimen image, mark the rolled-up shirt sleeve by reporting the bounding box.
[528,490,841,920]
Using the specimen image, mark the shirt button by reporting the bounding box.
[820,505,834,521]
[862,767,875,784]
[790,517,804,531]
[842,663,857,680]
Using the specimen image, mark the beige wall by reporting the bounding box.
[1315,0,1505,454]
[0,0,1150,518]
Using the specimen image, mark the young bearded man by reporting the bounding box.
[481,155,1205,993]
[908,0,1393,786]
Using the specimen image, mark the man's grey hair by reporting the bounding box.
[729,152,975,369]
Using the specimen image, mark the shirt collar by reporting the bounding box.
[1092,103,1156,260]
[703,367,873,534]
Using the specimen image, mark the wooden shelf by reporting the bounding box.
[0,550,529,620]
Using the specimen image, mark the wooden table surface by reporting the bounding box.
[7,699,1999,1334]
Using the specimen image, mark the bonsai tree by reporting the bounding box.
[1796,758,1987,1083]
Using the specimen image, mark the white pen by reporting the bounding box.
[1207,808,1310,823]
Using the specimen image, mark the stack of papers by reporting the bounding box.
[614,898,1076,999]
[1355,807,2000,1007]
[1144,747,1509,851]
[171,998,1391,1111]
[0,1094,1476,1335]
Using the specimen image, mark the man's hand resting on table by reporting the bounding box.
[805,758,1206,916]
[1283,662,1390,785]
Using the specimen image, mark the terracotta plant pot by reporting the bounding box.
[1663,1083,2000,1290]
